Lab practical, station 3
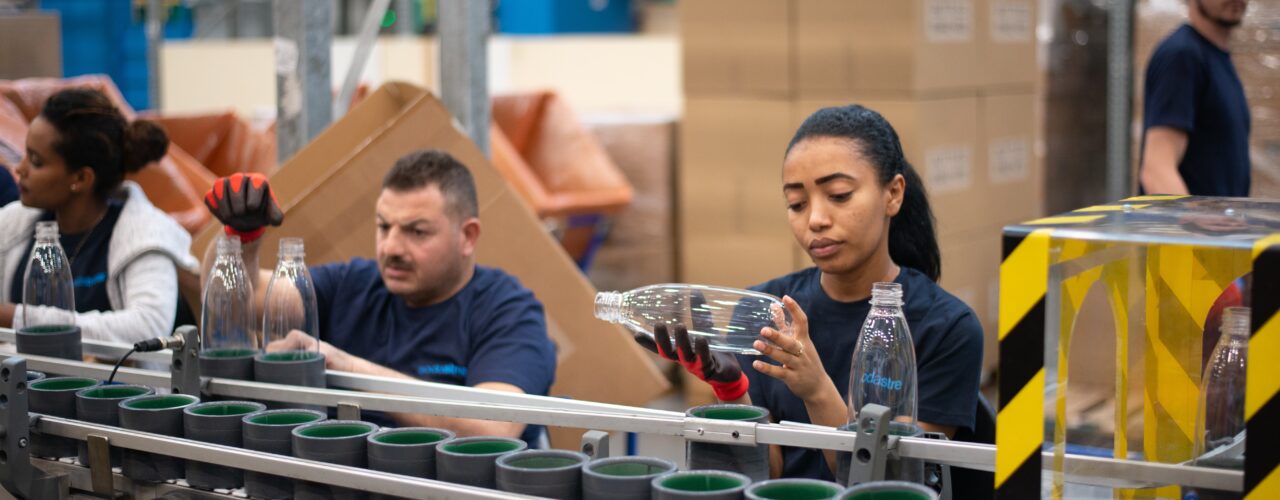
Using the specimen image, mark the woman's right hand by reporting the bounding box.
[634,324,749,402]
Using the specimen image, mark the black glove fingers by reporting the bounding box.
[654,324,676,360]
[674,324,695,362]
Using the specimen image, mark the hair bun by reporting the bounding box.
[121,119,169,173]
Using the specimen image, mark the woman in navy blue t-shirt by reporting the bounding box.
[643,105,984,481]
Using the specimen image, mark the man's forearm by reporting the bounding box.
[341,356,527,438]
[1141,163,1190,195]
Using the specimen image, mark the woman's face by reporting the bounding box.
[782,136,903,275]
[15,117,84,210]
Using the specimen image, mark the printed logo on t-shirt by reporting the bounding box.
[418,363,468,379]
[862,372,904,391]
[73,272,107,288]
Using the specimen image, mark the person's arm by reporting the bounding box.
[268,330,527,437]
[0,303,14,328]
[748,296,844,474]
[13,253,178,344]
[1140,43,1200,195]
[1140,127,1191,195]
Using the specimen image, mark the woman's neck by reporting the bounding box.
[819,248,900,303]
[55,195,108,234]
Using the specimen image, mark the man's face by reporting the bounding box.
[1196,0,1248,28]
[374,185,477,306]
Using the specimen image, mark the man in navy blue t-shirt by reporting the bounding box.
[202,151,556,444]
[1140,0,1251,197]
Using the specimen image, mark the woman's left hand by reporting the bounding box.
[750,296,836,402]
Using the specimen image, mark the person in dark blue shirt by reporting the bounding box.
[202,150,556,444]
[1140,0,1251,196]
[638,105,983,481]
[0,169,18,207]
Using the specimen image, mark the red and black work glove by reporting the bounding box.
[204,173,284,243]
[646,324,748,401]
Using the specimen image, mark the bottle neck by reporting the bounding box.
[594,291,624,323]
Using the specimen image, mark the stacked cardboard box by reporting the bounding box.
[681,0,1041,372]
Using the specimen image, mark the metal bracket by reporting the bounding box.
[580,430,610,459]
[682,417,759,446]
[337,402,362,422]
[86,434,115,498]
[170,325,202,396]
[0,357,66,499]
[920,431,952,500]
[847,404,891,487]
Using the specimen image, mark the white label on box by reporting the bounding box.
[988,137,1031,183]
[925,145,973,193]
[990,0,1033,43]
[925,0,973,43]
[988,136,1029,184]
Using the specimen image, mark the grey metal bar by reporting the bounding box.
[146,0,163,110]
[335,0,392,119]
[37,417,533,499]
[274,0,333,162]
[395,0,414,35]
[438,0,490,154]
[1106,0,1135,200]
[0,351,1244,491]
[0,329,681,418]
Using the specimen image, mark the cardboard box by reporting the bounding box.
[796,95,984,237]
[0,14,61,79]
[795,0,979,98]
[586,117,678,291]
[975,0,1038,88]
[979,90,1043,224]
[680,0,793,98]
[938,224,1003,374]
[679,98,797,286]
[192,83,670,448]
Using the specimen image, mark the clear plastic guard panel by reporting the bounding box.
[998,196,1280,499]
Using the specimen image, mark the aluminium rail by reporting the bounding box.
[0,332,1242,492]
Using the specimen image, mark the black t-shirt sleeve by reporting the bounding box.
[916,309,984,430]
[465,281,556,396]
[1144,43,1203,132]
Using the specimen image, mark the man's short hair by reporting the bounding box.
[382,149,479,220]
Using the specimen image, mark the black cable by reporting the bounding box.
[107,347,137,385]
[106,336,172,384]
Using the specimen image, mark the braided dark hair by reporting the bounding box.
[786,104,942,282]
[39,88,168,198]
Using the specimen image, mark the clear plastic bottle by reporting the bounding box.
[594,284,792,355]
[261,238,320,360]
[200,235,258,358]
[847,282,918,426]
[21,221,76,331]
[1194,306,1248,467]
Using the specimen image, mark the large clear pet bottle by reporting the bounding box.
[17,221,81,359]
[595,284,792,355]
[847,282,918,427]
[1195,306,1249,468]
[199,235,259,379]
[255,238,325,400]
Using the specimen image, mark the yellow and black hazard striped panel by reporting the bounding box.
[1245,238,1280,498]
[996,229,1051,498]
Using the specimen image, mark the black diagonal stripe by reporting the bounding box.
[998,298,1045,409]
[997,453,1040,500]
[1246,387,1280,493]
[1251,247,1280,340]
[1002,230,1028,260]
